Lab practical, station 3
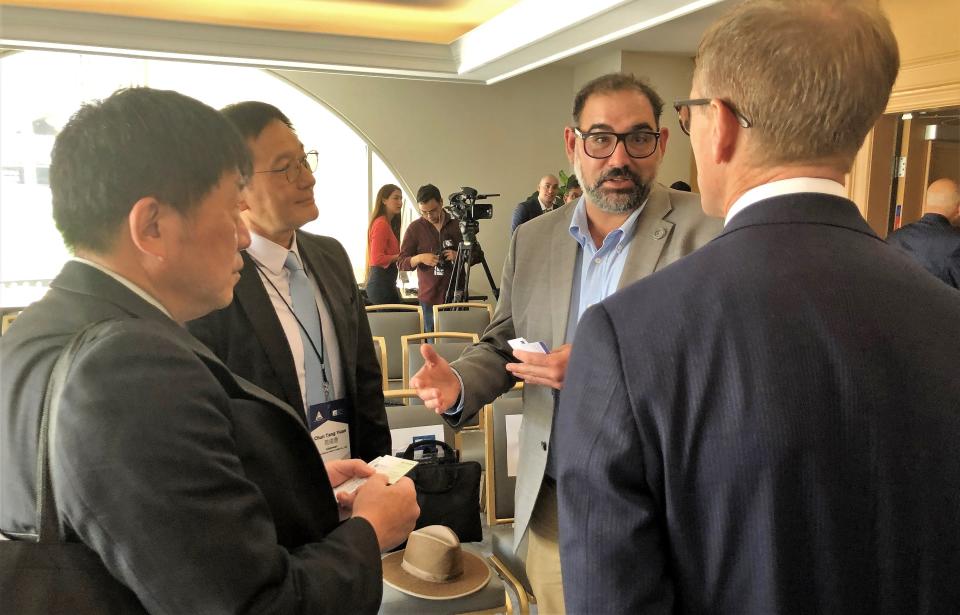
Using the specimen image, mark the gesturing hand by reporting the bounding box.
[410,343,463,413]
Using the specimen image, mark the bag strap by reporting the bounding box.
[400,438,457,462]
[35,320,113,544]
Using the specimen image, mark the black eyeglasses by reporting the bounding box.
[573,127,661,159]
[673,98,752,136]
[255,150,318,184]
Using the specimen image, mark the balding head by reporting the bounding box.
[538,175,560,208]
[924,178,960,225]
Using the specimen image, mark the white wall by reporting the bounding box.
[279,66,574,295]
[620,51,696,189]
[279,53,696,295]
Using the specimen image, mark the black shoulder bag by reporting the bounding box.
[0,322,147,614]
[401,439,483,543]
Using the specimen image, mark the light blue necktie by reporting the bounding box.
[283,251,331,409]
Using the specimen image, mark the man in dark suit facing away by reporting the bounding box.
[557,2,960,614]
[0,87,418,613]
[887,177,960,288]
[188,101,390,463]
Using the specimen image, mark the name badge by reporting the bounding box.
[306,398,352,462]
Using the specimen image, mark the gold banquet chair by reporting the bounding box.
[378,389,506,615]
[432,302,493,337]
[365,304,423,389]
[484,395,534,614]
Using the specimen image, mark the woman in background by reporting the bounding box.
[366,183,403,304]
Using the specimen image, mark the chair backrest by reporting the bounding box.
[433,302,493,337]
[365,305,423,381]
[382,389,456,457]
[370,336,388,392]
[1,310,23,336]
[485,395,524,525]
[400,332,478,389]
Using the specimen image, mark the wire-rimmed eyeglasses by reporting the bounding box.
[255,150,318,183]
[673,98,752,136]
[573,127,661,159]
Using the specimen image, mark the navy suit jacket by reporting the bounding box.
[511,194,551,234]
[557,193,960,614]
[188,230,390,462]
[886,212,960,289]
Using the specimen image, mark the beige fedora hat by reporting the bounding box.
[382,525,491,600]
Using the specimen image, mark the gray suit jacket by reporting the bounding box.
[447,183,722,547]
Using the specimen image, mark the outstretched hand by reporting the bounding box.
[505,343,572,390]
[410,343,463,414]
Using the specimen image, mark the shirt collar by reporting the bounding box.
[538,197,552,211]
[247,230,303,274]
[568,195,647,250]
[725,177,846,226]
[72,257,174,320]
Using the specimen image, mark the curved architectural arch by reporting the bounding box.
[0,50,414,307]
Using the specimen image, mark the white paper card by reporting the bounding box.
[333,455,418,496]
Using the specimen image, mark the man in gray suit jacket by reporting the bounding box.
[0,88,418,613]
[411,73,721,612]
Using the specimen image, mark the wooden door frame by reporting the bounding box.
[847,51,960,232]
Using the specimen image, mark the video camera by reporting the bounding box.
[445,187,498,222]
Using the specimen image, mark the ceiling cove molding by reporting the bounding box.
[0,5,466,80]
[456,0,725,83]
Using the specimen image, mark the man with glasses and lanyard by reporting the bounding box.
[189,101,391,466]
[409,73,721,612]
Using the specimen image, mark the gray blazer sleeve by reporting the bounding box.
[446,229,522,426]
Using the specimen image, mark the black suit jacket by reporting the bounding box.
[511,193,551,234]
[0,261,383,614]
[557,194,960,614]
[886,212,960,289]
[188,230,390,462]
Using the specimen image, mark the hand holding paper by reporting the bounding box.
[506,342,571,390]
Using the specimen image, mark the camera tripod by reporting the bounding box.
[444,219,500,303]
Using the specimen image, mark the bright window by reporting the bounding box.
[0,50,415,308]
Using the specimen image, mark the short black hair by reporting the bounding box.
[566,175,580,190]
[572,73,664,129]
[51,87,251,253]
[417,184,442,205]
[220,101,294,141]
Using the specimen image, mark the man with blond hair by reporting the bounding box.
[557,1,960,613]
[887,177,960,288]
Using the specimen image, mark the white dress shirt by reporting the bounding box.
[73,257,174,320]
[725,177,847,226]
[245,232,345,409]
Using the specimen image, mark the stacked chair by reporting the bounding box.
[484,395,534,614]
[365,304,423,392]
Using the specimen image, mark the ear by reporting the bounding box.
[127,197,176,260]
[657,125,670,157]
[710,99,740,165]
[563,126,578,164]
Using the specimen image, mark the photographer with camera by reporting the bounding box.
[398,184,482,332]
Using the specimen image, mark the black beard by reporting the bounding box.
[583,166,651,214]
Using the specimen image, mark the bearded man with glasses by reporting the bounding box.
[189,101,393,470]
[409,73,720,613]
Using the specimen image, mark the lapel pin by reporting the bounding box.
[653,228,667,240]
